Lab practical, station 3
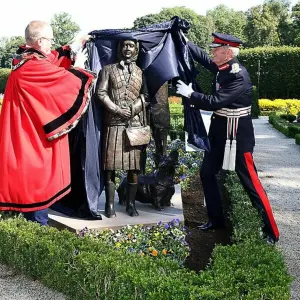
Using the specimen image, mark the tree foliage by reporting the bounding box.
[133,7,215,47]
[0,36,25,68]
[244,0,291,47]
[50,12,80,47]
[133,1,297,48]
[207,5,247,43]
[290,1,300,45]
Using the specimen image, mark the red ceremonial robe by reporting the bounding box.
[0,48,95,212]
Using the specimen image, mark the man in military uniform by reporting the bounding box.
[176,33,279,243]
[97,39,148,218]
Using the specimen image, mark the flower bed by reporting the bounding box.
[79,219,189,266]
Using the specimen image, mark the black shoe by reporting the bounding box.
[197,221,225,231]
[265,235,277,246]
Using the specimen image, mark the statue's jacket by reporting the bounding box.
[96,61,148,170]
[97,62,146,127]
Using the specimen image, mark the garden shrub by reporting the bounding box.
[170,114,184,131]
[251,85,260,118]
[169,103,183,115]
[269,113,289,136]
[0,172,292,299]
[280,114,297,123]
[259,99,300,115]
[0,68,10,93]
[239,47,300,99]
[287,125,300,138]
[295,133,300,145]
[198,47,300,99]
[269,113,300,139]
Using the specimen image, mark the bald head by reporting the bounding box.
[25,20,53,46]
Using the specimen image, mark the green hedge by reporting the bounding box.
[251,85,260,118]
[295,133,300,145]
[269,113,300,138]
[240,47,300,99]
[197,47,300,99]
[0,68,10,93]
[0,171,292,299]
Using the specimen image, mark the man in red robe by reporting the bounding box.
[0,20,96,225]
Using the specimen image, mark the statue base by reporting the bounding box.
[48,185,183,232]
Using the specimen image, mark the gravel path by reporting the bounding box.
[0,264,65,299]
[253,117,300,300]
[0,116,298,299]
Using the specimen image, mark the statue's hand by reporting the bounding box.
[118,107,131,119]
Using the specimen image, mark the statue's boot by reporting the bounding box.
[126,183,139,217]
[105,182,116,218]
[117,179,127,206]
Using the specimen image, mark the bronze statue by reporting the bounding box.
[139,82,171,173]
[150,82,170,164]
[97,39,148,218]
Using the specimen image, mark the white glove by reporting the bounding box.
[176,80,194,98]
[73,48,88,69]
[69,34,91,54]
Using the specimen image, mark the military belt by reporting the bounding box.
[213,106,251,171]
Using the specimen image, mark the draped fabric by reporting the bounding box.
[72,17,210,217]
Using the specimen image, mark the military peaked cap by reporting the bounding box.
[210,33,243,48]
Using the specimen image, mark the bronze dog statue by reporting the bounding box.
[117,150,179,211]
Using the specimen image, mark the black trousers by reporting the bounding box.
[200,146,279,241]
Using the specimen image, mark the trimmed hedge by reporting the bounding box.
[259,99,300,116]
[0,68,10,93]
[280,114,297,123]
[295,133,300,145]
[197,47,300,99]
[269,113,300,139]
[0,172,292,300]
[240,47,300,99]
[251,86,260,118]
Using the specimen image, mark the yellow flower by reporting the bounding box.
[162,249,167,255]
[115,242,121,248]
[140,252,145,257]
[148,247,153,251]
[152,250,158,257]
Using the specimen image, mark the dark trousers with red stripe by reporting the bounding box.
[200,148,279,241]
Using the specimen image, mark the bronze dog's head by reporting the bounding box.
[154,150,179,176]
